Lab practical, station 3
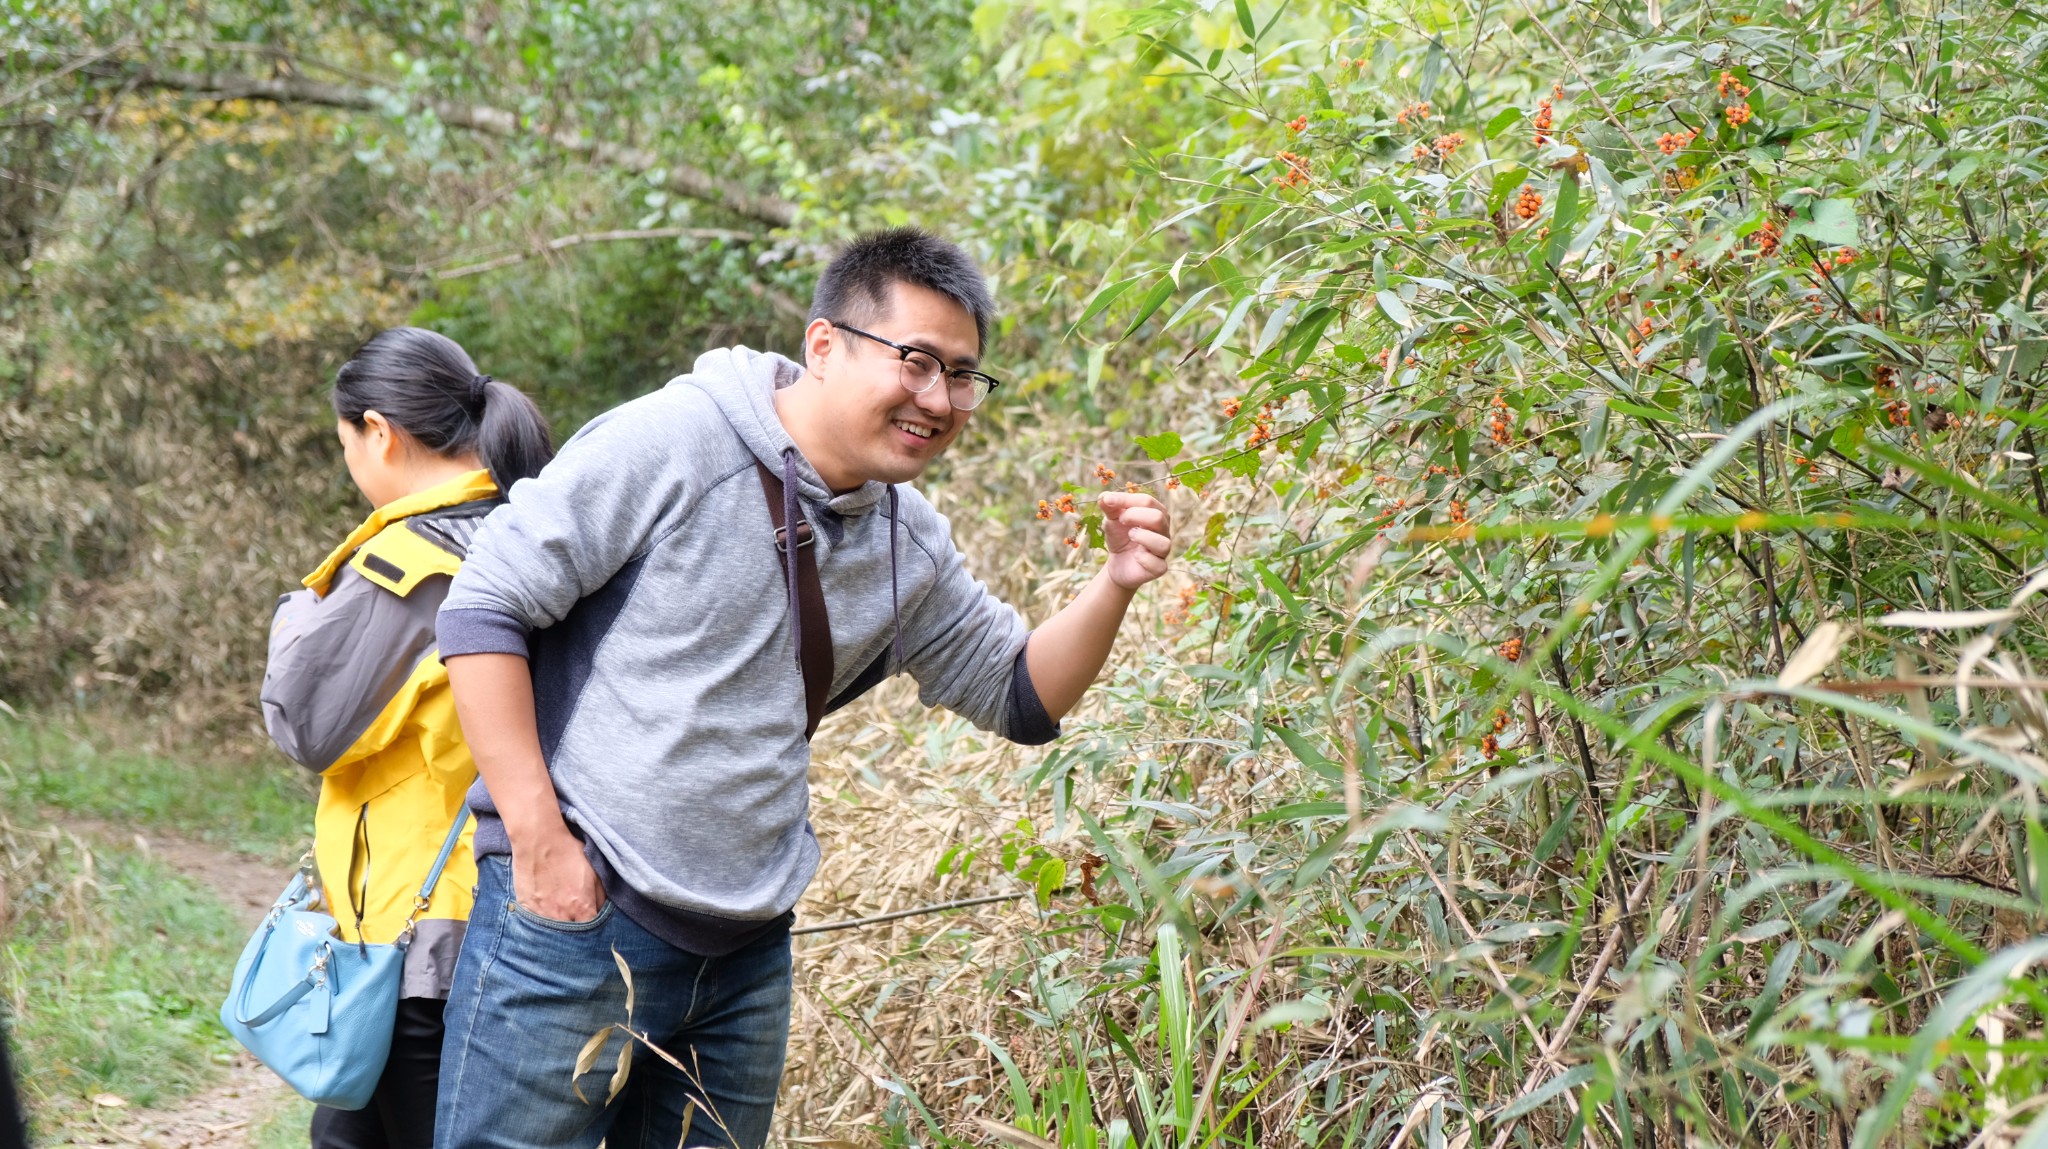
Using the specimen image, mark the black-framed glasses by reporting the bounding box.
[832,322,1003,411]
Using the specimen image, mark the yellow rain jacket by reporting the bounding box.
[259,470,499,998]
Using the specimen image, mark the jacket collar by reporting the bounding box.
[302,469,499,595]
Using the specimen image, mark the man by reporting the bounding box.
[432,228,1171,1148]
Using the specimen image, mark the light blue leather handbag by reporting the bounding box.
[221,810,470,1110]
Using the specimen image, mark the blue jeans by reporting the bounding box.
[434,855,792,1149]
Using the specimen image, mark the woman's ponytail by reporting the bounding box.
[332,327,554,494]
[473,377,553,491]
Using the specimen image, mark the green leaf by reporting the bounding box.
[1035,857,1066,908]
[1075,277,1136,328]
[1135,431,1183,461]
[1607,398,1681,424]
[1246,801,1349,823]
[1374,289,1414,329]
[1786,198,1859,247]
[1233,0,1256,39]
[1220,451,1261,479]
[1497,1065,1597,1120]
[1270,725,1344,781]
[1120,277,1176,339]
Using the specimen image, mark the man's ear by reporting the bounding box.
[801,317,836,381]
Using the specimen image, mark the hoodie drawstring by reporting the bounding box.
[783,448,804,667]
[887,486,904,670]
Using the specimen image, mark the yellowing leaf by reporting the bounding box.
[974,1119,1057,1149]
[608,1033,633,1102]
[572,1026,612,1101]
[1777,621,1845,688]
[1876,608,2017,629]
[613,945,635,1020]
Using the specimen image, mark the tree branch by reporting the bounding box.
[435,227,760,279]
[91,63,798,228]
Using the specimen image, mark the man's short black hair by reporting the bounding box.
[809,227,996,352]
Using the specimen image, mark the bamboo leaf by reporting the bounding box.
[1778,621,1847,688]
[1876,609,2018,629]
[571,1026,612,1102]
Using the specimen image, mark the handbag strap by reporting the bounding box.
[400,808,474,941]
[755,461,834,740]
[235,941,331,1027]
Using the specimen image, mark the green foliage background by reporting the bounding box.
[7,0,2048,1144]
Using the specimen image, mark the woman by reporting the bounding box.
[260,327,552,1148]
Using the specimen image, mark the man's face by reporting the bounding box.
[804,280,981,488]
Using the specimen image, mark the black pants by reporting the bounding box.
[310,997,446,1149]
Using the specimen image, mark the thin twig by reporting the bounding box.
[435,227,759,279]
[790,891,1026,936]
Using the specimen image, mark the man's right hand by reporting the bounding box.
[510,820,607,923]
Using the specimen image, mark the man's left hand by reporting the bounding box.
[1099,491,1172,591]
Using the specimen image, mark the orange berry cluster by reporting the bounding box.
[1447,499,1469,526]
[1497,636,1523,662]
[1124,481,1141,494]
[1431,132,1466,157]
[1514,185,1544,220]
[1164,584,1201,626]
[1482,708,1512,759]
[1724,102,1753,128]
[1885,397,1912,427]
[1395,101,1433,126]
[1095,463,1117,485]
[1221,396,1242,418]
[1287,114,1308,133]
[1717,71,1750,100]
[1816,247,1858,273]
[1244,402,1278,448]
[1274,151,1311,188]
[1656,129,1697,155]
[1487,392,1513,445]
[1753,219,1781,256]
[1532,97,1555,146]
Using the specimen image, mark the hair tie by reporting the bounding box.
[469,374,492,407]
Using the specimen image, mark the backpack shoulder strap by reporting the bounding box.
[754,462,833,740]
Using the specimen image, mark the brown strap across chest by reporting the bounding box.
[755,462,834,740]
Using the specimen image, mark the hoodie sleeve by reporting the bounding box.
[895,506,1060,746]
[439,396,700,659]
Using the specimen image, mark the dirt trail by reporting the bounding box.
[49,820,301,1149]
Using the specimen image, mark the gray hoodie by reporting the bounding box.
[437,347,1056,953]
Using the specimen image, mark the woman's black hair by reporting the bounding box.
[332,327,554,493]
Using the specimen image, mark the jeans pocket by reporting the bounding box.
[509,898,614,933]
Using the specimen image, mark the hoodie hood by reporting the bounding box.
[679,345,888,519]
